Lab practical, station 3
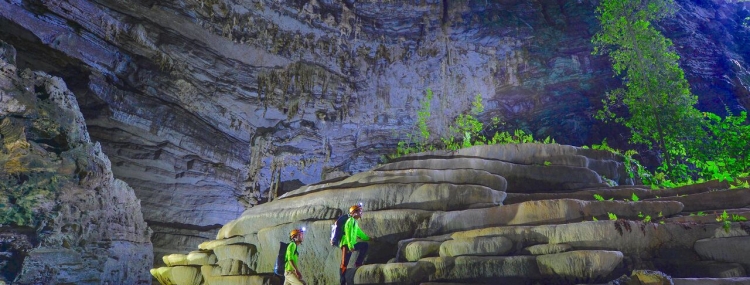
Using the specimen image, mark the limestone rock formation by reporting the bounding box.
[0,0,748,266]
[152,143,750,284]
[0,41,153,284]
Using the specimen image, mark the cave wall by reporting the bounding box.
[0,0,748,266]
[0,40,152,284]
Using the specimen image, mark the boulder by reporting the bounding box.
[354,262,435,284]
[420,255,542,282]
[219,183,504,239]
[404,241,442,262]
[186,251,218,266]
[150,266,203,285]
[523,243,572,255]
[450,220,744,265]
[536,250,623,283]
[217,205,341,239]
[607,270,674,285]
[396,144,627,185]
[651,189,750,212]
[379,157,606,192]
[427,199,683,235]
[203,274,280,285]
[163,254,189,266]
[281,168,508,198]
[216,259,255,275]
[695,236,750,270]
[438,236,513,257]
[200,265,221,278]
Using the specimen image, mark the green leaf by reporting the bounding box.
[732,214,747,222]
[594,194,605,201]
[631,193,640,202]
[608,212,618,221]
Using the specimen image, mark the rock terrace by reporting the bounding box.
[153,143,750,285]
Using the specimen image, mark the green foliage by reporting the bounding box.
[608,212,618,220]
[714,210,747,233]
[593,193,614,201]
[592,0,705,180]
[417,89,434,147]
[590,139,650,183]
[637,211,652,223]
[732,214,747,222]
[731,180,750,189]
[442,94,499,150]
[630,193,640,202]
[390,90,558,160]
[0,174,63,226]
[592,0,750,187]
[543,161,551,166]
[392,89,435,158]
[686,111,750,182]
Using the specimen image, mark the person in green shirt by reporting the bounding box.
[339,204,370,285]
[285,228,307,285]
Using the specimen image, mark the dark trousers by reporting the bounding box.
[340,242,369,285]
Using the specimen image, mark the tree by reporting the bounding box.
[592,0,704,179]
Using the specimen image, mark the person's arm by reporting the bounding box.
[356,223,370,241]
[291,259,302,279]
[345,218,356,250]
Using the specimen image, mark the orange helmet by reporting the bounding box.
[290,228,305,239]
[349,203,363,214]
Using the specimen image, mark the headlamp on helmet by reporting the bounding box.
[290,227,306,240]
[349,202,363,214]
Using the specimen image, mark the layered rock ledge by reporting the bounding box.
[153,143,750,284]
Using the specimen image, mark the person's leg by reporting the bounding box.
[340,247,352,285]
[353,242,369,267]
[284,271,304,285]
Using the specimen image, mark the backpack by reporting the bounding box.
[274,241,289,276]
[330,214,349,247]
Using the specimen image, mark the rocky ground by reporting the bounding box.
[0,41,153,284]
[152,143,750,285]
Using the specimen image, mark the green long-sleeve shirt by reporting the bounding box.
[285,242,298,272]
[340,216,370,250]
